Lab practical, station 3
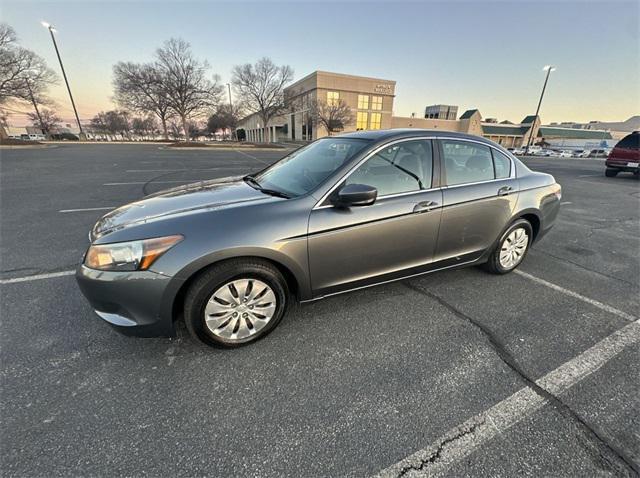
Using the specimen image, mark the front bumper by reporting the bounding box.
[76,265,183,337]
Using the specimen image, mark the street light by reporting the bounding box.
[41,21,85,139]
[525,65,556,155]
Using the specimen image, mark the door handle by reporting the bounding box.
[497,186,514,196]
[413,200,439,213]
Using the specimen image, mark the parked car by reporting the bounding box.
[76,130,561,347]
[534,149,554,157]
[511,147,525,155]
[605,131,639,177]
[572,149,586,158]
[558,150,573,158]
[588,149,609,158]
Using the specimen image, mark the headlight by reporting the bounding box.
[85,235,183,271]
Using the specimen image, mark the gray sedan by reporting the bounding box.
[77,129,561,347]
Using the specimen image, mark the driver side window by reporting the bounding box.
[345,140,433,197]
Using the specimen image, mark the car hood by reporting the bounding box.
[91,176,274,240]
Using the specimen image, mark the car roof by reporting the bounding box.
[337,128,495,145]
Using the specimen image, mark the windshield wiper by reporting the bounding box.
[243,175,291,199]
[244,175,262,189]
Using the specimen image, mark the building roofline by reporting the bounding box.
[285,70,396,91]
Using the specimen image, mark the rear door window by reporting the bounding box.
[441,140,494,186]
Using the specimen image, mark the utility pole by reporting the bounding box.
[42,22,85,139]
[525,65,555,155]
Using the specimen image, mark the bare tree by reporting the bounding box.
[27,108,60,136]
[113,62,173,139]
[231,57,293,142]
[207,104,240,139]
[310,99,354,136]
[90,110,131,140]
[131,116,157,139]
[155,38,223,140]
[0,23,56,106]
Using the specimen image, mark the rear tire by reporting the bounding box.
[482,219,533,275]
[605,168,618,177]
[184,259,289,348]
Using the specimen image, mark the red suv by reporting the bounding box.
[605,131,640,177]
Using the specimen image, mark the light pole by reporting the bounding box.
[41,21,85,139]
[525,65,555,155]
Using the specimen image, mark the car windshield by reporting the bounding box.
[252,138,371,197]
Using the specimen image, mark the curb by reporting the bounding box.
[0,144,58,150]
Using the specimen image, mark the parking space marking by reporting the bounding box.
[59,207,114,213]
[104,180,203,185]
[514,270,636,322]
[375,319,640,478]
[125,168,244,172]
[232,148,270,164]
[0,270,75,284]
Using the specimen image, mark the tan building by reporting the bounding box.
[239,71,396,142]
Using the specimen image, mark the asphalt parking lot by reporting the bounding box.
[1,144,639,477]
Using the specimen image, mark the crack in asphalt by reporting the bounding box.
[397,418,486,477]
[403,281,640,477]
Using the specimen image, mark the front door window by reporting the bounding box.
[345,140,433,196]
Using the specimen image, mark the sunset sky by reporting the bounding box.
[2,0,639,126]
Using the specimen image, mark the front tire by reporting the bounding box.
[184,259,289,348]
[482,219,532,274]
[605,168,618,177]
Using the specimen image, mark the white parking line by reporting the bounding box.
[103,180,199,186]
[0,270,75,284]
[125,168,244,172]
[375,319,640,477]
[514,270,636,322]
[59,207,114,213]
[233,148,270,164]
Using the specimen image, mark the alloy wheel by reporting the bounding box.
[499,227,529,269]
[204,279,277,341]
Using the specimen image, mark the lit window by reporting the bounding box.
[371,96,383,111]
[357,94,369,109]
[327,91,340,106]
[370,113,382,130]
[356,112,368,130]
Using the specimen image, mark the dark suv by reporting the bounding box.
[605,131,640,177]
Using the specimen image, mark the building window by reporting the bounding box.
[371,96,383,110]
[357,94,369,109]
[370,113,382,130]
[327,91,340,106]
[356,112,368,130]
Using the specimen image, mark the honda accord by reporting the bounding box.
[77,130,561,347]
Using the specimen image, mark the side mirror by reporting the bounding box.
[333,183,377,207]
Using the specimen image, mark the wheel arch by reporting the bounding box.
[170,251,307,324]
[515,210,541,240]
